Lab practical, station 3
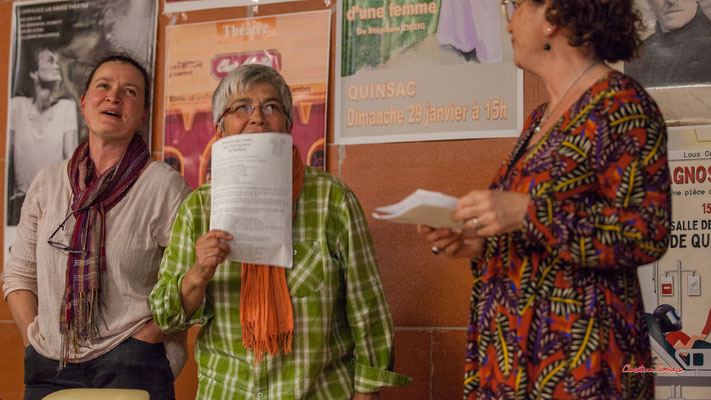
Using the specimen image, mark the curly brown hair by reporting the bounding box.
[530,0,643,62]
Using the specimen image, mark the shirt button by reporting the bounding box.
[257,393,264,399]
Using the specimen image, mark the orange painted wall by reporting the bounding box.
[0,1,546,398]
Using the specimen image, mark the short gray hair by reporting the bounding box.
[212,63,293,131]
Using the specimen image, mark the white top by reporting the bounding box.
[2,159,192,377]
[9,96,78,195]
[436,0,502,63]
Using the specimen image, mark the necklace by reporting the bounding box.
[534,61,601,133]
[504,61,602,174]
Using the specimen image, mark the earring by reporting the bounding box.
[544,43,551,51]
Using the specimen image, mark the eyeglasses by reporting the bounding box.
[218,102,284,123]
[501,0,522,22]
[47,207,90,254]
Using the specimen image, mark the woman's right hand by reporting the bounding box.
[6,290,37,349]
[131,320,167,344]
[193,230,232,283]
[417,225,484,259]
[181,230,233,319]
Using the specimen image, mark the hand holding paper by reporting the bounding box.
[194,230,233,280]
[372,189,463,230]
[377,189,488,258]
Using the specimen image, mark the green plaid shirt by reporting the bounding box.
[151,166,409,399]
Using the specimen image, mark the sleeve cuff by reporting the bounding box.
[353,360,411,393]
[176,272,209,326]
[2,284,38,302]
[155,272,209,334]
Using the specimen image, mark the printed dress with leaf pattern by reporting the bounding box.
[463,71,671,400]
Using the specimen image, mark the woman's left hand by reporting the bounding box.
[132,320,167,344]
[417,225,485,259]
[453,190,531,236]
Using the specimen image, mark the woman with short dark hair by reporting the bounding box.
[419,0,671,397]
[3,53,191,400]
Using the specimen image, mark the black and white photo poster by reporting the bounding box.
[4,0,158,255]
[625,0,711,127]
[627,0,711,88]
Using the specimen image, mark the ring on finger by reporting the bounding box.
[472,217,481,230]
[431,246,440,255]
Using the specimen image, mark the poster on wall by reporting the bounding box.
[624,0,711,126]
[4,0,158,256]
[335,0,522,144]
[164,0,306,13]
[637,127,711,398]
[163,10,330,189]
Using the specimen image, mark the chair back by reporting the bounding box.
[42,389,150,400]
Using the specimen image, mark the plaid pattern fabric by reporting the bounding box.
[60,135,150,369]
[151,166,410,399]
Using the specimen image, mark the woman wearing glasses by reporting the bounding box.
[419,0,671,398]
[150,64,408,399]
[2,53,191,400]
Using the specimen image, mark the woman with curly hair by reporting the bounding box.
[418,0,671,398]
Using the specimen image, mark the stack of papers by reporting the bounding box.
[372,189,463,230]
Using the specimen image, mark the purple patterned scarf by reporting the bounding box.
[59,134,149,369]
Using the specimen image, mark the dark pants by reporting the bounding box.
[24,337,175,400]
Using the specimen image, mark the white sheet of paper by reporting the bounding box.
[372,189,463,231]
[210,133,293,268]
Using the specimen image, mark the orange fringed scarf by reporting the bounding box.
[239,145,304,364]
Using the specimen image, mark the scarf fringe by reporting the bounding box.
[242,322,293,364]
[59,135,149,371]
[59,289,101,370]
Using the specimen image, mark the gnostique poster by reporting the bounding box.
[637,127,711,399]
